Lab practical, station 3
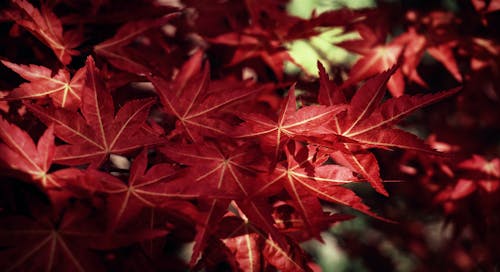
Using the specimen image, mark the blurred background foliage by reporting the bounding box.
[284,0,500,271]
[284,0,374,76]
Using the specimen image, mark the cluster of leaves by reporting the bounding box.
[0,0,498,271]
[330,1,500,270]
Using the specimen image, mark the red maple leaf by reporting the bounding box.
[26,56,162,168]
[5,0,82,65]
[160,141,265,199]
[1,60,86,110]
[159,139,298,267]
[0,0,495,269]
[0,117,81,188]
[250,141,387,238]
[318,62,459,195]
[74,149,179,231]
[339,16,462,96]
[0,202,167,272]
[159,140,277,266]
[234,84,346,159]
[148,51,266,142]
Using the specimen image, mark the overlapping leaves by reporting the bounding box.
[148,51,267,142]
[26,56,161,168]
[4,0,82,65]
[0,0,473,271]
[1,60,85,110]
[317,62,459,195]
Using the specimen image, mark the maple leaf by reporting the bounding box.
[339,21,462,96]
[148,51,266,142]
[6,0,82,65]
[75,149,178,231]
[160,141,264,199]
[26,56,162,168]
[0,117,82,188]
[159,140,278,266]
[338,26,409,97]
[159,140,295,266]
[0,209,106,272]
[318,62,460,195]
[251,141,386,238]
[0,202,167,272]
[1,0,497,269]
[1,60,86,110]
[234,84,346,159]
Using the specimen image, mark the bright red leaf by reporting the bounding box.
[5,0,82,65]
[0,0,496,270]
[160,141,264,199]
[1,60,86,110]
[26,56,162,168]
[0,117,82,188]
[234,84,346,159]
[252,141,386,238]
[339,19,462,96]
